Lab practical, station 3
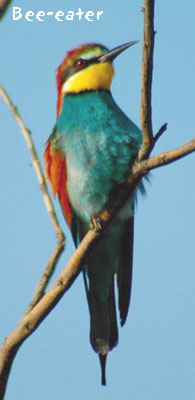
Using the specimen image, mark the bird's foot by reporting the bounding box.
[90,216,107,233]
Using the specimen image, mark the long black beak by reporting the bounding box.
[98,41,139,63]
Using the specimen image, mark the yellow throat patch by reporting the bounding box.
[62,62,114,93]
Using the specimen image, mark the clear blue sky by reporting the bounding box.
[0,0,195,399]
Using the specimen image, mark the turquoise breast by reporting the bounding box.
[56,90,142,221]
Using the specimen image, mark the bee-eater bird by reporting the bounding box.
[44,41,142,385]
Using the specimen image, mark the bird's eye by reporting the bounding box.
[76,59,87,69]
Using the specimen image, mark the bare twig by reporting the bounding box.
[0,84,66,307]
[152,123,168,146]
[0,0,12,19]
[0,84,64,243]
[139,0,155,160]
[132,139,195,176]
[25,242,65,314]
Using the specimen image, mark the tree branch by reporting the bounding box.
[0,84,64,243]
[0,84,66,306]
[139,0,155,160]
[132,139,195,176]
[152,123,168,146]
[25,242,65,314]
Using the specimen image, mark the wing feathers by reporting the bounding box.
[44,141,73,227]
[118,216,134,326]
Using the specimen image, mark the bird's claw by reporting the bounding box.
[90,216,106,233]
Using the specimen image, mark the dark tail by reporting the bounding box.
[99,354,107,385]
[87,277,118,385]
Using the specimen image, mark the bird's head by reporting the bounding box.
[56,41,138,116]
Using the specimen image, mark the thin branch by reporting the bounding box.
[0,84,64,243]
[152,123,168,146]
[0,0,12,20]
[139,0,155,160]
[133,139,195,175]
[0,84,66,307]
[25,242,65,314]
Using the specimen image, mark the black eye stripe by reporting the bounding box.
[74,57,97,68]
[61,57,98,84]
